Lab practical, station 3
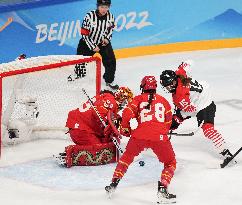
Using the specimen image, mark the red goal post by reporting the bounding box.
[0,55,101,156]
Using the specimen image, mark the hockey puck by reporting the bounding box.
[139,160,145,167]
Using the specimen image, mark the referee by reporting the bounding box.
[77,0,118,90]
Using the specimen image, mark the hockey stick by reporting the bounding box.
[106,102,146,166]
[168,122,203,140]
[82,88,124,154]
[168,131,195,140]
[169,132,194,136]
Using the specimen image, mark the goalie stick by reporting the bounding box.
[82,88,123,154]
[220,147,242,168]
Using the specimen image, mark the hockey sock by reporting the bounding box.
[202,123,227,153]
[161,159,176,188]
[113,160,130,179]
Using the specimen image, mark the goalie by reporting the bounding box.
[55,87,133,167]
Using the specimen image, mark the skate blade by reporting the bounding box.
[106,192,113,199]
[105,187,115,199]
[157,198,176,204]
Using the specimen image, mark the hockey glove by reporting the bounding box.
[170,108,190,130]
[170,115,183,130]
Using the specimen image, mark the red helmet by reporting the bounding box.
[140,76,157,91]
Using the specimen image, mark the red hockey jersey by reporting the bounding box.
[66,92,118,138]
[121,93,172,141]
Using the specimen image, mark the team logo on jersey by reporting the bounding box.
[74,123,79,128]
[67,63,87,82]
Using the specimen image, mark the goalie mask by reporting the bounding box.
[114,87,133,109]
[140,76,157,92]
[160,70,178,93]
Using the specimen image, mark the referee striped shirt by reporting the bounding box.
[81,10,115,50]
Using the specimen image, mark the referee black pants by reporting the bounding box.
[77,39,116,84]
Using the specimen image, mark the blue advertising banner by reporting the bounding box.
[1,0,242,63]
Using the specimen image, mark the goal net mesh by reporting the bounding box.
[0,55,101,148]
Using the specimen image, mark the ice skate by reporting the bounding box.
[106,82,119,90]
[105,178,120,199]
[157,181,176,204]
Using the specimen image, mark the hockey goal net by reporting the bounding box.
[0,55,101,154]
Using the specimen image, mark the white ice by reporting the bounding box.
[0,47,242,205]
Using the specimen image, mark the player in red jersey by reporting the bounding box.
[55,87,133,167]
[105,76,177,204]
[160,60,235,165]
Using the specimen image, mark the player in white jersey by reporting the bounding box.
[160,61,235,166]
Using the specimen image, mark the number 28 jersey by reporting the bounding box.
[121,93,172,141]
[173,63,212,117]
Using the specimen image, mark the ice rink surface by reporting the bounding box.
[0,47,242,205]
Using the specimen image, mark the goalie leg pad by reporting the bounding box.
[65,142,117,166]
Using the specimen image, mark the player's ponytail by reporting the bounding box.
[145,90,155,110]
[177,75,192,86]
